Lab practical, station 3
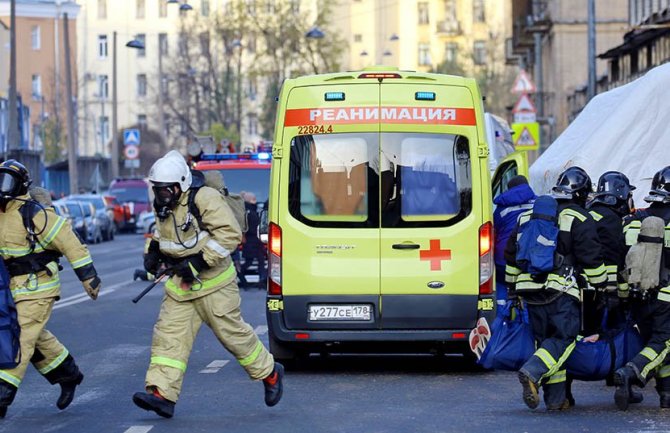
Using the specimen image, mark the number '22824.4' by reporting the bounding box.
[297,125,333,135]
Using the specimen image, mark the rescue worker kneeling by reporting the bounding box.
[614,165,670,410]
[505,167,607,411]
[0,161,101,418]
[132,151,283,419]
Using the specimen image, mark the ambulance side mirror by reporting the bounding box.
[259,209,269,244]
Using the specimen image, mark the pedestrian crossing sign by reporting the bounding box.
[511,122,540,150]
[124,129,141,146]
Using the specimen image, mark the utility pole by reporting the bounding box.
[158,39,167,148]
[587,0,597,101]
[63,13,78,194]
[111,31,119,179]
[7,0,18,155]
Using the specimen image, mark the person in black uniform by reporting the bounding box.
[240,193,267,289]
[505,167,607,411]
[614,165,670,410]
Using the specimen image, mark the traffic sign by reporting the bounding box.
[512,94,536,114]
[514,112,537,123]
[124,145,140,160]
[511,70,536,94]
[512,122,540,150]
[123,128,141,146]
[124,159,140,169]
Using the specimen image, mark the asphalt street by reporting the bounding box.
[1,233,670,433]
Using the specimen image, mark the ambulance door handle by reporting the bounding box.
[392,243,420,250]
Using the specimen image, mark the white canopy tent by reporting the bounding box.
[529,62,670,206]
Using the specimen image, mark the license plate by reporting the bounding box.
[308,305,372,321]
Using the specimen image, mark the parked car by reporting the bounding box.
[58,200,88,241]
[138,210,155,234]
[80,201,103,244]
[108,178,151,232]
[103,194,132,232]
[69,194,115,241]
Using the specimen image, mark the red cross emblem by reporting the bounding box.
[419,239,452,271]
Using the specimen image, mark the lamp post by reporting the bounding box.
[305,26,326,73]
[6,0,18,156]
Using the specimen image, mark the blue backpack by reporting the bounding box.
[0,260,20,369]
[515,195,559,276]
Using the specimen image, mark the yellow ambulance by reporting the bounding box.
[265,66,527,362]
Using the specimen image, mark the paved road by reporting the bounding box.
[2,233,670,433]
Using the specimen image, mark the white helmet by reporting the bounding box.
[148,150,192,190]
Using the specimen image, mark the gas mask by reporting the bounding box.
[152,182,181,219]
[0,171,21,208]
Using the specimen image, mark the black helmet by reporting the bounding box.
[590,171,636,214]
[552,166,592,204]
[645,165,670,203]
[0,160,32,199]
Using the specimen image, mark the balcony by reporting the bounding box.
[436,20,462,36]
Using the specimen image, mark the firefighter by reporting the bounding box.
[0,160,101,418]
[584,171,636,336]
[613,165,670,411]
[505,166,607,411]
[132,151,283,419]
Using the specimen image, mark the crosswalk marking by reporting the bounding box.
[199,360,230,374]
[254,325,268,335]
[124,426,153,433]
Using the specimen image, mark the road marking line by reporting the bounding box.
[199,360,229,374]
[54,280,133,310]
[124,427,154,433]
[254,325,268,335]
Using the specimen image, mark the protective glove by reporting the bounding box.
[174,253,209,284]
[82,276,101,300]
[144,240,164,275]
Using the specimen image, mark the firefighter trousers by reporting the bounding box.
[0,298,76,390]
[145,284,275,402]
[521,293,580,408]
[628,294,670,391]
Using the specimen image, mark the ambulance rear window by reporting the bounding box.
[288,132,472,228]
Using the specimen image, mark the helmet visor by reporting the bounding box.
[152,183,179,207]
[0,172,19,197]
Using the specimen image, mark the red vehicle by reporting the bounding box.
[108,178,151,231]
[193,152,271,205]
[102,194,132,231]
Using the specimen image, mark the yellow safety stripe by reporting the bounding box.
[38,348,69,375]
[584,265,607,284]
[624,221,641,246]
[39,217,66,248]
[515,274,581,299]
[545,369,567,385]
[658,365,670,379]
[0,371,20,388]
[71,255,93,269]
[540,341,576,382]
[11,277,60,297]
[238,341,264,367]
[0,218,66,257]
[640,347,658,361]
[618,283,630,298]
[589,211,603,221]
[535,348,557,370]
[561,209,587,222]
[151,356,187,372]
[642,345,670,379]
[165,264,235,296]
[558,214,575,232]
[505,265,522,276]
[658,291,670,303]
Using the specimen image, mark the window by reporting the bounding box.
[418,43,431,66]
[159,0,167,17]
[31,75,42,98]
[248,114,258,136]
[98,0,107,19]
[136,34,146,57]
[444,42,458,62]
[201,0,210,16]
[265,0,275,13]
[473,40,487,65]
[288,132,472,228]
[164,114,171,137]
[160,74,169,97]
[136,0,146,19]
[248,77,257,100]
[354,34,362,43]
[444,0,457,20]
[178,73,188,97]
[180,119,188,135]
[290,0,300,13]
[159,33,168,56]
[138,114,148,129]
[199,32,210,55]
[31,26,40,50]
[100,116,110,144]
[247,0,256,15]
[418,2,430,25]
[98,75,109,99]
[473,0,485,23]
[98,34,108,59]
[178,33,188,56]
[247,35,256,53]
[137,74,147,97]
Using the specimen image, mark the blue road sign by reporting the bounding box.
[123,129,141,146]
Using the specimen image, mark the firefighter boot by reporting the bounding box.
[544,381,570,411]
[518,369,540,409]
[0,382,17,419]
[655,376,670,408]
[263,362,284,407]
[133,389,175,418]
[42,354,84,410]
[614,365,638,411]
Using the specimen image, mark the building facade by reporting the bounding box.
[509,0,628,145]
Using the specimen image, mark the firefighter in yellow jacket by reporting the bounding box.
[132,151,283,419]
[0,160,101,418]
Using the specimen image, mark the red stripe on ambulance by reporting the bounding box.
[284,106,476,126]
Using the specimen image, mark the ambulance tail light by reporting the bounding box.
[479,222,493,295]
[358,73,402,79]
[268,222,282,296]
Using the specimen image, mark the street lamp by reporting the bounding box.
[389,33,399,41]
[305,26,325,39]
